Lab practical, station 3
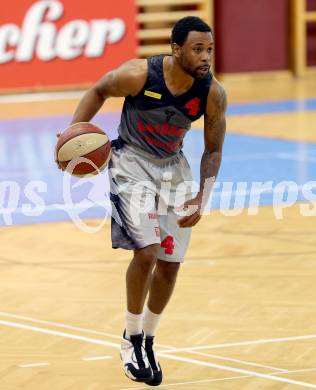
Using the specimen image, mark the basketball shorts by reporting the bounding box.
[109,140,193,262]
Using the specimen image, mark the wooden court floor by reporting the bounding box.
[1,78,316,389]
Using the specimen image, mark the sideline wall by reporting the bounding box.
[214,0,289,74]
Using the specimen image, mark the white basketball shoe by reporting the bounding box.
[120,330,153,382]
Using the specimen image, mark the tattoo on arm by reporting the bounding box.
[199,149,220,196]
[199,84,227,198]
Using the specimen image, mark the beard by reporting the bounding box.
[179,58,209,80]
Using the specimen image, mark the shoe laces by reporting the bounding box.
[145,336,158,371]
[130,334,146,369]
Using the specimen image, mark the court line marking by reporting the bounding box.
[82,356,113,361]
[0,311,123,340]
[161,334,316,353]
[121,375,250,389]
[0,311,172,349]
[157,353,316,389]
[19,362,49,368]
[1,319,316,389]
[185,350,285,371]
[0,319,120,349]
[120,368,316,390]
[0,311,286,371]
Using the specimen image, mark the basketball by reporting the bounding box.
[55,122,112,176]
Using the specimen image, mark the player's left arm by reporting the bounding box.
[178,79,227,228]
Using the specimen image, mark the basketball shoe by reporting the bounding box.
[144,336,163,386]
[120,331,153,382]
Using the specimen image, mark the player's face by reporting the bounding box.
[176,31,213,79]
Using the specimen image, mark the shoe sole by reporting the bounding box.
[124,372,154,383]
[144,370,162,386]
[144,359,162,386]
[120,353,154,383]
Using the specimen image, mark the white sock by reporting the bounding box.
[125,311,143,339]
[143,306,161,337]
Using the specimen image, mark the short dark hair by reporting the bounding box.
[171,16,212,46]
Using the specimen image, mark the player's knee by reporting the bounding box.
[134,244,159,270]
[157,261,180,283]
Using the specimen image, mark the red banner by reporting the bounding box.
[0,0,138,91]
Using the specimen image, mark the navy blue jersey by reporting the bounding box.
[117,55,212,158]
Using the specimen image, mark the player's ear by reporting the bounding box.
[171,43,181,59]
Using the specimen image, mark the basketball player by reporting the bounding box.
[69,16,226,386]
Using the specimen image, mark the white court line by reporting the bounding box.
[0,91,84,103]
[0,319,120,349]
[0,311,172,349]
[0,312,287,371]
[82,356,113,361]
[19,362,49,368]
[120,368,316,390]
[161,334,316,353]
[0,312,122,338]
[120,375,249,389]
[0,312,293,372]
[186,350,285,371]
[1,319,316,389]
[157,353,316,389]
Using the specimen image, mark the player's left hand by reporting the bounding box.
[177,196,202,228]
[55,133,62,169]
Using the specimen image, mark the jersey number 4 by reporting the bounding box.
[161,235,174,255]
[185,98,201,116]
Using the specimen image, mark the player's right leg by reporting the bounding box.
[121,244,160,382]
[109,142,162,382]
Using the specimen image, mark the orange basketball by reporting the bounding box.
[55,122,111,177]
